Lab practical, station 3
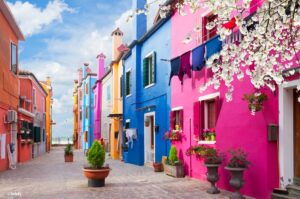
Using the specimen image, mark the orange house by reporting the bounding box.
[0,0,25,171]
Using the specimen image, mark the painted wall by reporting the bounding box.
[123,16,171,165]
[0,6,20,171]
[73,80,78,149]
[170,5,279,199]
[77,69,83,149]
[101,71,113,152]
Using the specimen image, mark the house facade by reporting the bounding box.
[73,80,79,149]
[76,68,83,149]
[122,0,171,166]
[93,53,106,141]
[81,64,96,151]
[0,0,25,171]
[40,77,53,152]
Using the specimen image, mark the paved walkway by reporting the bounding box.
[0,147,233,199]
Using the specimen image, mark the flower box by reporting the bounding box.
[164,164,185,178]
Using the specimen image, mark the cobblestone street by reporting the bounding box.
[0,147,235,199]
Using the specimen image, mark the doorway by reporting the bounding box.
[144,112,155,164]
[294,89,300,178]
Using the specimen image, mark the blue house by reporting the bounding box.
[122,0,171,166]
[81,64,97,151]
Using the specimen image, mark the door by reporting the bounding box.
[294,89,300,178]
[144,113,155,164]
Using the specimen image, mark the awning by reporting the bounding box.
[108,113,123,118]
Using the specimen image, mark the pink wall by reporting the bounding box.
[171,5,279,199]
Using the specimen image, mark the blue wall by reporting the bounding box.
[123,19,171,166]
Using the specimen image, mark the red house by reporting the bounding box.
[0,0,25,171]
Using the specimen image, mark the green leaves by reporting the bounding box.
[87,141,105,168]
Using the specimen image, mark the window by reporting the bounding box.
[85,83,88,94]
[85,107,88,119]
[10,43,17,74]
[120,76,123,98]
[193,95,220,140]
[203,14,218,42]
[143,52,156,87]
[32,89,36,106]
[170,109,183,131]
[125,70,131,96]
[107,85,111,100]
[80,111,82,120]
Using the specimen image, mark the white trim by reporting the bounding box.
[278,79,300,187]
[145,51,154,59]
[126,119,131,123]
[171,106,183,111]
[144,83,155,89]
[126,67,132,73]
[144,111,155,164]
[126,94,132,98]
[198,92,220,101]
[198,140,216,145]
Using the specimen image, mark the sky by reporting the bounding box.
[7,0,161,139]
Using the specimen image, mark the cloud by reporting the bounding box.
[7,0,73,36]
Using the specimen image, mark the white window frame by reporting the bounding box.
[10,42,18,75]
[125,68,132,97]
[144,52,155,89]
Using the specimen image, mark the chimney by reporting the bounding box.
[78,68,83,84]
[132,0,147,40]
[111,28,123,61]
[46,76,51,86]
[96,53,106,79]
[82,63,89,78]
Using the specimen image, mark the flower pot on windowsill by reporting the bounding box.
[164,164,185,178]
[153,162,163,172]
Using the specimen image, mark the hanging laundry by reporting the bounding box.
[206,36,222,60]
[178,51,191,84]
[192,45,205,71]
[169,57,180,85]
[126,128,137,149]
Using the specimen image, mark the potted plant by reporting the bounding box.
[203,147,223,194]
[83,141,110,187]
[153,162,163,172]
[225,148,250,199]
[243,92,268,114]
[64,144,73,162]
[164,146,184,178]
[164,130,182,141]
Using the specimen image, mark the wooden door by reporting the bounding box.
[294,89,300,178]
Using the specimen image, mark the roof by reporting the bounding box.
[19,70,48,96]
[0,0,25,40]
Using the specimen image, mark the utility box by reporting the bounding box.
[268,124,279,142]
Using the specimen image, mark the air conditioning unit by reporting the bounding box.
[6,110,18,123]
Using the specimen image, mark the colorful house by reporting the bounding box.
[100,68,113,152]
[93,53,106,141]
[40,77,53,152]
[81,64,96,151]
[167,2,300,198]
[76,68,83,149]
[19,71,47,159]
[73,80,79,149]
[108,28,127,160]
[0,0,25,171]
[122,0,171,166]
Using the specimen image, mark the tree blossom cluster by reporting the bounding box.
[129,0,300,102]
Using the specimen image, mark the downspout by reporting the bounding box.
[189,118,192,177]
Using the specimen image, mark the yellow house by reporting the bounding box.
[40,77,53,152]
[108,28,128,160]
[73,80,79,149]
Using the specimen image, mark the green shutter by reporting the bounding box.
[143,58,148,87]
[129,72,131,95]
[152,52,156,84]
[126,71,130,96]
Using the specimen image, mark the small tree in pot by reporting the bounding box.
[203,147,223,194]
[64,144,73,162]
[225,148,250,199]
[83,141,110,187]
[164,146,184,178]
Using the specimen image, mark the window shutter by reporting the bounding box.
[179,109,184,130]
[169,111,175,130]
[152,52,156,83]
[143,58,148,87]
[199,101,205,137]
[202,17,208,43]
[193,101,200,135]
[129,72,131,94]
[126,72,130,95]
[214,96,220,124]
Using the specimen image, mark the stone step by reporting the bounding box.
[287,184,300,197]
[272,193,296,199]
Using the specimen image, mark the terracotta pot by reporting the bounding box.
[204,164,221,194]
[64,154,73,162]
[153,162,163,172]
[83,168,111,187]
[225,167,247,199]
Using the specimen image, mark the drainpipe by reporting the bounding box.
[189,118,192,177]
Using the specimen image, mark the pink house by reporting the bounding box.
[169,4,286,199]
[93,53,106,140]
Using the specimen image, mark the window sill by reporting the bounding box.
[144,83,155,89]
[126,94,132,98]
[198,140,216,145]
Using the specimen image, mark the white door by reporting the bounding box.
[144,112,155,164]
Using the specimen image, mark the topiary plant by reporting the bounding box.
[64,144,73,156]
[168,146,179,166]
[87,141,105,168]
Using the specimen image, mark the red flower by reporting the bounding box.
[222,18,236,30]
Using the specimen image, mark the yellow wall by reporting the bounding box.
[41,78,53,152]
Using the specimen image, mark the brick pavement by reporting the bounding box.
[0,147,236,199]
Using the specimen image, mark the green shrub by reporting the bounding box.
[87,141,105,168]
[168,146,179,166]
[64,144,73,156]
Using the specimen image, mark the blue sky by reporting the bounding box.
[7,0,160,138]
